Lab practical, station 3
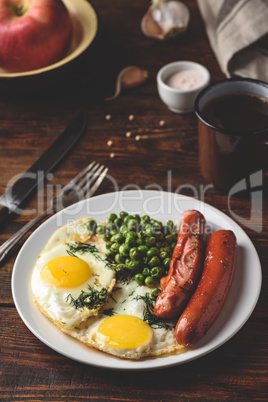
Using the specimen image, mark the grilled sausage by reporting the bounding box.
[154,210,207,319]
[175,230,237,347]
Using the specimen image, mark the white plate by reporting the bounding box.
[12,190,262,371]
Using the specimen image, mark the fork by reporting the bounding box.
[0,161,108,263]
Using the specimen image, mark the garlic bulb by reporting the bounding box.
[141,0,190,41]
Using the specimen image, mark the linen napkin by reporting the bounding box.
[197,0,268,82]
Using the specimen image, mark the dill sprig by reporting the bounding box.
[66,242,115,269]
[66,286,109,310]
[115,265,133,284]
[136,293,172,330]
[102,308,115,316]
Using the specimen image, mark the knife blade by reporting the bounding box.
[0,111,87,227]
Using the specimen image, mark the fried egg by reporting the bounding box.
[31,218,116,331]
[64,278,184,360]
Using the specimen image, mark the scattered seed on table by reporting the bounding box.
[128,114,134,121]
[106,114,112,120]
[126,131,132,138]
[135,135,141,141]
[107,140,113,146]
[110,152,115,158]
[159,120,165,126]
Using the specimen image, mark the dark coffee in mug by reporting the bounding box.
[195,78,268,191]
[200,92,268,133]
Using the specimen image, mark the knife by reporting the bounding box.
[0,111,87,227]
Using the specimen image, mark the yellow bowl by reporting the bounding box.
[0,0,98,88]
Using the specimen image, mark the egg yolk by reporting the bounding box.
[41,256,91,288]
[98,315,153,350]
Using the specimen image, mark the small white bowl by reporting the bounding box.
[157,61,210,113]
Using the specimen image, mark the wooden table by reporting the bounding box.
[0,0,267,400]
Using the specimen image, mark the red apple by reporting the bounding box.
[0,0,73,73]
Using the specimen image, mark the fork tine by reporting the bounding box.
[78,162,101,188]
[81,164,106,195]
[83,166,108,198]
[62,161,98,190]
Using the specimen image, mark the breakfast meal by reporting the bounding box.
[31,209,237,360]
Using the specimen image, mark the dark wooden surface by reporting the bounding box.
[0,0,267,400]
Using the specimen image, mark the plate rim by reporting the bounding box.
[11,190,262,371]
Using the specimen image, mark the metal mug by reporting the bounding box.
[194,78,268,191]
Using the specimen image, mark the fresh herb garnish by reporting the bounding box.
[66,242,115,269]
[115,265,133,284]
[136,293,172,330]
[66,286,109,310]
[102,308,115,316]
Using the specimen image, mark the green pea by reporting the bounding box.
[112,233,124,244]
[137,245,148,257]
[115,253,125,264]
[133,214,141,222]
[147,247,159,258]
[128,260,140,271]
[124,215,134,223]
[105,249,115,259]
[119,244,130,256]
[156,242,163,249]
[141,215,150,224]
[103,232,111,242]
[151,266,163,278]
[171,242,176,250]
[144,225,153,237]
[163,257,171,269]
[145,236,156,248]
[127,219,138,232]
[107,222,116,232]
[110,229,118,237]
[125,236,136,247]
[167,220,174,229]
[160,251,168,260]
[119,225,128,236]
[151,288,161,299]
[152,221,162,231]
[172,230,178,240]
[165,234,173,244]
[105,241,112,249]
[126,230,137,239]
[86,219,97,232]
[108,213,117,223]
[148,256,160,268]
[125,257,131,266]
[163,246,172,255]
[135,273,144,285]
[129,247,141,260]
[142,267,150,276]
[136,238,142,246]
[96,224,106,234]
[114,217,123,227]
[145,276,156,288]
[155,231,164,241]
[119,211,128,220]
[110,243,120,253]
